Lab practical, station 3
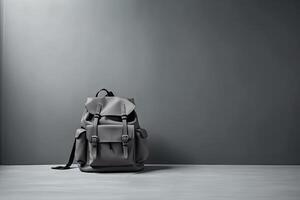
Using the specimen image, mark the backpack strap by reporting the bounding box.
[51,139,76,170]
[121,103,129,159]
[90,104,102,161]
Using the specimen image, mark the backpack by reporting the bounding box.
[52,89,149,172]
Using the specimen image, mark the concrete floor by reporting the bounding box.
[0,165,299,200]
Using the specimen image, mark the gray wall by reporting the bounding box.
[0,0,3,164]
[1,0,300,164]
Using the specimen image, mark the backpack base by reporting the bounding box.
[79,163,144,173]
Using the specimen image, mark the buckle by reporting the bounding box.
[121,135,129,144]
[91,136,99,146]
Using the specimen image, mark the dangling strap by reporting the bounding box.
[51,139,76,170]
[121,103,129,159]
[90,104,102,161]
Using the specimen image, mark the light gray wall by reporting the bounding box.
[1,0,300,164]
[0,0,3,164]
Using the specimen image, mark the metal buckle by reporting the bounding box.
[91,136,99,147]
[121,135,129,144]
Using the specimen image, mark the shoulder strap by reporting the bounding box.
[51,139,76,170]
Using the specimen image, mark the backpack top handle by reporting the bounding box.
[95,88,114,97]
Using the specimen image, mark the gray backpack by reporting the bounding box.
[52,89,149,172]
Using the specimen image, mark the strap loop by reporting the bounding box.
[94,113,101,118]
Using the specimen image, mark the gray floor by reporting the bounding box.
[0,165,299,200]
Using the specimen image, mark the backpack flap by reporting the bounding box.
[85,97,135,116]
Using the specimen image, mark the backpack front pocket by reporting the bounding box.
[86,125,135,167]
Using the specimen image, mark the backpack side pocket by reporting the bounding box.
[135,128,149,163]
[75,128,87,165]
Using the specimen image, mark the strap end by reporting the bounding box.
[51,165,71,170]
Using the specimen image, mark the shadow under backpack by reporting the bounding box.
[52,89,149,172]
